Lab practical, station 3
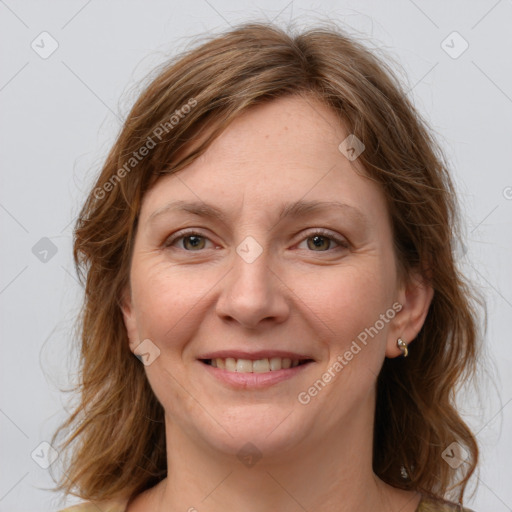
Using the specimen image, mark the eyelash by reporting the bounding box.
[164,228,349,252]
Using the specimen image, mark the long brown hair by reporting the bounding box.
[50,21,484,506]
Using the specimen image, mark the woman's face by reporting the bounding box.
[122,95,428,460]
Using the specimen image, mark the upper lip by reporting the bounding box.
[198,350,315,361]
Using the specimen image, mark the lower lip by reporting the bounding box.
[199,360,313,389]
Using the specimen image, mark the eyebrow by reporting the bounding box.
[147,199,368,228]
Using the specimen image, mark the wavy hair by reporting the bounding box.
[50,21,483,506]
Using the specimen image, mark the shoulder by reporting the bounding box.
[418,494,476,512]
[57,499,128,512]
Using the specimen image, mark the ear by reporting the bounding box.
[385,270,434,358]
[120,285,139,352]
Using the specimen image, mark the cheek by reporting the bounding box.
[130,259,216,344]
[298,261,395,347]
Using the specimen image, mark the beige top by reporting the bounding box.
[58,494,476,511]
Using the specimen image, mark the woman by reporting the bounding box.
[52,21,482,512]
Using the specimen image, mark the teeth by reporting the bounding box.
[252,358,270,373]
[208,357,306,373]
[225,357,237,372]
[236,359,253,372]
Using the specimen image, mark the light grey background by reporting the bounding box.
[1,1,511,511]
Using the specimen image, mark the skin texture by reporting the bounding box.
[122,95,433,512]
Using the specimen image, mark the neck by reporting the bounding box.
[141,393,421,512]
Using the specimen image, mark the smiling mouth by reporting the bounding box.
[200,357,314,373]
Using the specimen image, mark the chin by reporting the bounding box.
[197,409,308,461]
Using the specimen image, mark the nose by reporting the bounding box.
[215,243,290,330]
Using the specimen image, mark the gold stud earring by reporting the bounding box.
[397,338,408,357]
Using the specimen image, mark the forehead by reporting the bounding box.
[139,95,388,227]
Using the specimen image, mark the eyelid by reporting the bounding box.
[164,227,349,251]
